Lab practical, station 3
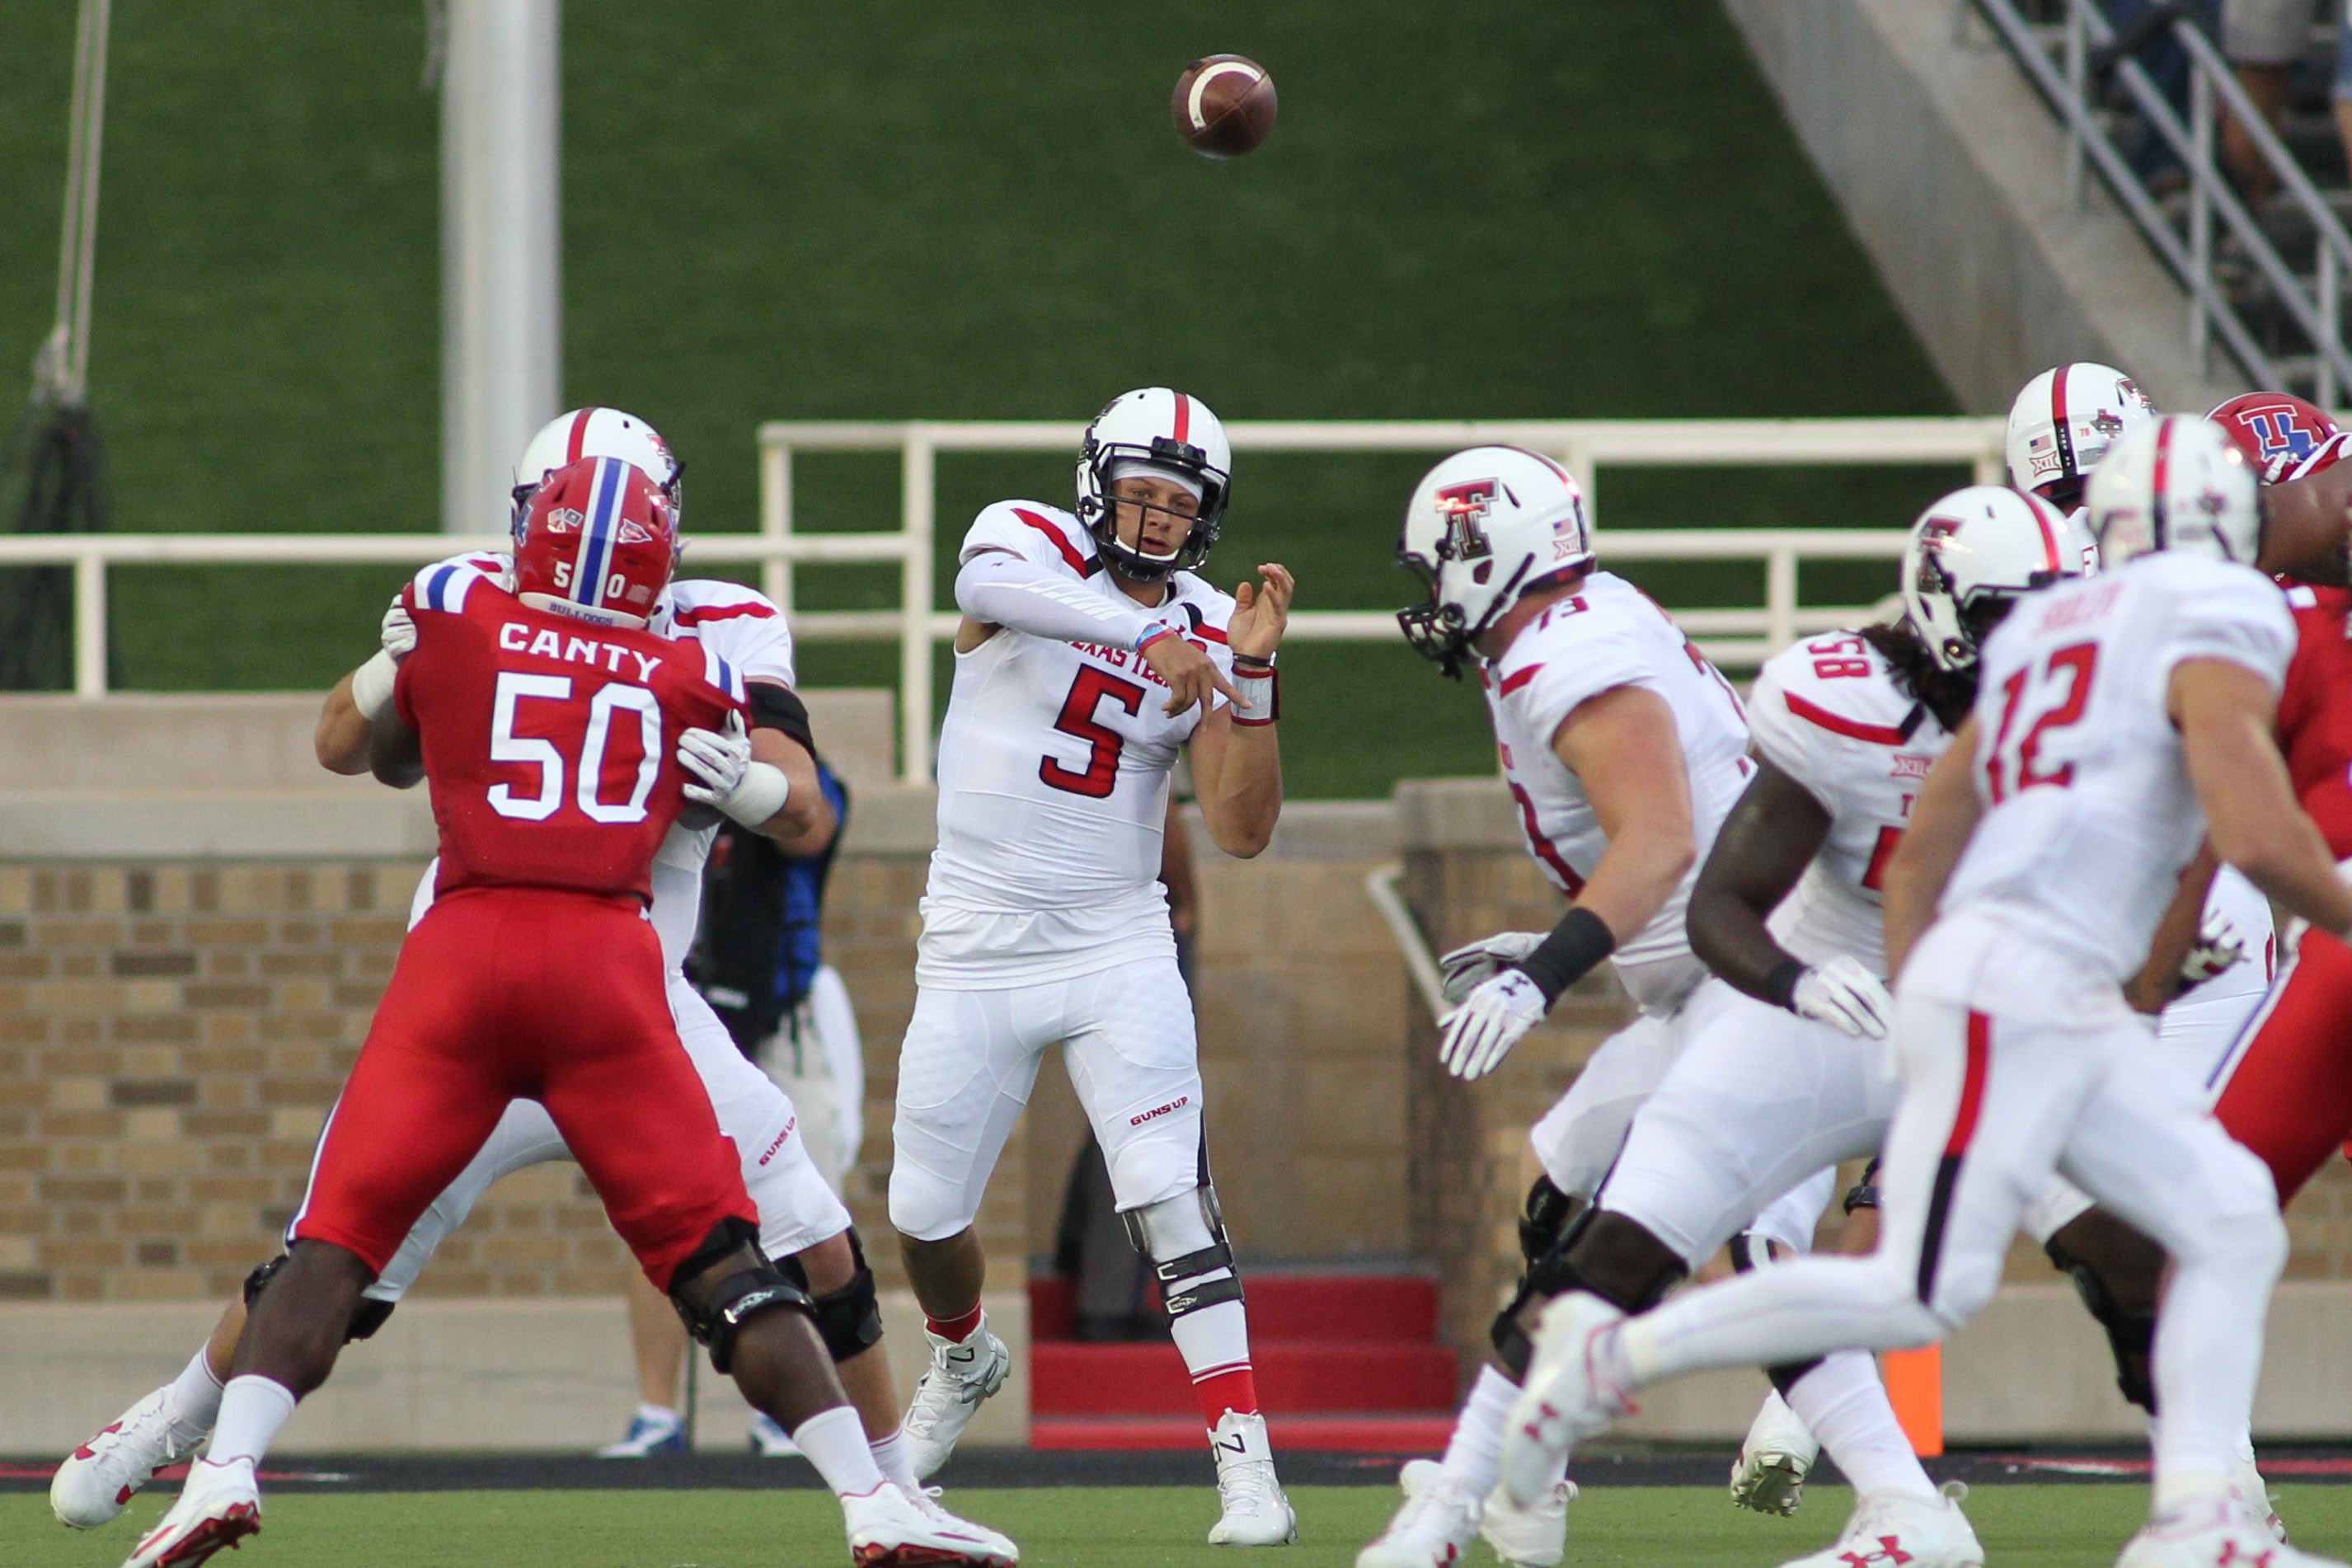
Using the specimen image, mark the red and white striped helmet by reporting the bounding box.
[512,408,682,543]
[2086,415,2260,567]
[512,457,681,629]
[1900,485,2088,672]
[2005,364,2156,508]
[1073,387,1232,581]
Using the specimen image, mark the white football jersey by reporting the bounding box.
[402,558,798,973]
[1937,552,2294,990]
[1746,633,1953,976]
[1484,571,1753,969]
[922,500,1233,985]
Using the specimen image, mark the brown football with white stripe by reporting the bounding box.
[1171,55,1277,159]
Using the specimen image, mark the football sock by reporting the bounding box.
[926,1303,985,1345]
[1783,1350,1937,1503]
[167,1348,226,1436]
[868,1426,918,1491]
[791,1405,888,1499]
[209,1375,298,1467]
[1437,1364,1519,1496]
[634,1402,680,1429]
[1171,1301,1258,1427]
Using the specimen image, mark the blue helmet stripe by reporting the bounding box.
[576,458,622,608]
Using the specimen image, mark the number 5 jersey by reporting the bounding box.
[922,500,1238,987]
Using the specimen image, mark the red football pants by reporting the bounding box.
[293,886,756,1291]
[2209,926,2352,1206]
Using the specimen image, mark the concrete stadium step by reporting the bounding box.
[1031,1413,1458,1453]
[1026,1273,1439,1343]
[1031,1338,1459,1416]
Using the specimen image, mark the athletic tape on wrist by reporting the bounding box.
[722,761,791,828]
[350,650,399,721]
[1511,904,1616,1007]
[1232,669,1278,725]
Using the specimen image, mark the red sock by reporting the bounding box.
[1195,1364,1260,1429]
[926,1303,984,1344]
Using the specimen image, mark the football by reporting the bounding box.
[1171,54,1277,158]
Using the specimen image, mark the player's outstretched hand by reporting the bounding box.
[2177,908,2246,994]
[1438,969,1547,1080]
[1140,631,1239,717]
[1790,955,1894,1040]
[1438,930,1547,1005]
[381,594,415,660]
[1229,563,1294,662]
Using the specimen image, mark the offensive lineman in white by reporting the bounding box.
[1501,415,2352,1568]
[885,389,1297,1546]
[54,411,1018,1566]
[1359,447,1757,1568]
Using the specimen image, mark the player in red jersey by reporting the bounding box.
[124,458,1015,1568]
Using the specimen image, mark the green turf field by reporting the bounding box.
[12,1486,2352,1567]
[2,2,1959,792]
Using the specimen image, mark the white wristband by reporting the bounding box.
[349,649,399,721]
[718,760,791,829]
[1232,670,1277,725]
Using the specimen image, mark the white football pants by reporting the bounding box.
[889,955,1204,1242]
[1622,913,2286,1486]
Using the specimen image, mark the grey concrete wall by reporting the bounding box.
[1724,0,2246,413]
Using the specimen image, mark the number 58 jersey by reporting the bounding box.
[923,501,1235,986]
[1938,552,2293,990]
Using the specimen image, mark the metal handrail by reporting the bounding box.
[1972,0,2352,399]
[1365,866,1448,1021]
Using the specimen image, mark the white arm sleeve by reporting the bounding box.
[956,549,1161,650]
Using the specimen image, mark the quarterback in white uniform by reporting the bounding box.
[1360,446,1753,1568]
[1505,416,2352,1568]
[885,389,1297,1547]
[54,411,1016,1566]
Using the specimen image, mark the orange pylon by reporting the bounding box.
[1880,1345,1943,1457]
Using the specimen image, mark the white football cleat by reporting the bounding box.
[119,1456,261,1568]
[1730,1389,1820,1517]
[2115,1496,2342,1568]
[1207,1410,1296,1546]
[842,1481,1018,1566]
[54,1385,207,1529]
[2235,1447,2288,1542]
[910,1486,1021,1562]
[1780,1483,1983,1568]
[1498,1293,1630,1509]
[902,1326,1012,1481]
[1481,1469,1575,1566]
[1355,1458,1481,1568]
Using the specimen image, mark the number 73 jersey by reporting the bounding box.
[1941,552,2293,988]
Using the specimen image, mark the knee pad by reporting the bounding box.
[1123,1187,1243,1319]
[806,1230,885,1363]
[242,1254,285,1308]
[1491,1209,1686,1379]
[2045,1234,2159,1412]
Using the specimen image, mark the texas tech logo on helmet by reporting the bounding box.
[1434,480,1498,562]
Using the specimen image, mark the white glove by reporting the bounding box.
[1790,954,1894,1040]
[1438,969,1548,1081]
[1438,931,1547,1006]
[2178,908,2246,993]
[678,712,791,828]
[380,594,415,660]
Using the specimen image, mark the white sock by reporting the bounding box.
[1169,1298,1252,1382]
[1437,1365,1519,1497]
[1784,1351,1936,1502]
[209,1376,298,1467]
[792,1405,888,1499]
[869,1425,918,1491]
[636,1402,680,1428]
[166,1350,225,1436]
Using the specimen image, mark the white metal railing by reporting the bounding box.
[1973,0,2352,401]
[756,419,2004,779]
[0,418,2007,784]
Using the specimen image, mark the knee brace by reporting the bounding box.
[1124,1186,1244,1319]
[1843,1157,1882,1216]
[800,1229,884,1364]
[1491,1209,1687,1379]
[2045,1234,2158,1413]
[1518,1175,1584,1270]
[668,1218,815,1375]
[243,1253,397,1344]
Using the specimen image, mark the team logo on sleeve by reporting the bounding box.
[1435,480,1499,561]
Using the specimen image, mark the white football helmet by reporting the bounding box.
[1073,387,1232,581]
[2005,363,2156,508]
[1900,484,2088,671]
[1397,446,1592,677]
[2085,414,2261,567]
[512,407,683,543]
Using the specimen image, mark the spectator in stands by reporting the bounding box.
[2101,0,2220,187]
[2221,0,2317,204]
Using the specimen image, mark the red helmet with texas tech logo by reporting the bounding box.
[512,457,680,630]
[2207,392,2345,484]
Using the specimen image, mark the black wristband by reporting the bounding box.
[1761,958,1808,1012]
[1510,905,1617,1007]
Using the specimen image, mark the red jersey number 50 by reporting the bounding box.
[487,671,664,824]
